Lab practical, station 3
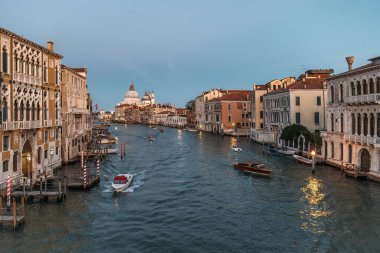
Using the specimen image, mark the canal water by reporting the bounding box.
[2,124,380,253]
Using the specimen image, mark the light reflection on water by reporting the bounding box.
[300,176,332,234]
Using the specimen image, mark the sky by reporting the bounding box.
[1,0,380,110]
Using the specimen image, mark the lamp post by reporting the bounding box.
[26,153,31,189]
[311,150,316,174]
[50,147,54,173]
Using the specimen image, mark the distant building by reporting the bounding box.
[195,89,226,131]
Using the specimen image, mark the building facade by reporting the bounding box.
[321,56,380,181]
[61,65,91,163]
[195,89,226,131]
[263,70,331,146]
[0,27,63,186]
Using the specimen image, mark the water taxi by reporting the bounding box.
[112,174,133,192]
[233,162,272,177]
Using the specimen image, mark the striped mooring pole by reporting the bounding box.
[81,151,84,169]
[83,163,87,190]
[7,176,11,207]
[96,159,100,177]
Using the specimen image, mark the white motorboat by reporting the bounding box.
[278,149,296,155]
[232,145,243,152]
[112,174,133,192]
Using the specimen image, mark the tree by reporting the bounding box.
[280,124,313,143]
[186,99,195,111]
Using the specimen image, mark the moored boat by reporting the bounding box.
[112,174,133,192]
[232,145,243,152]
[292,154,312,166]
[147,136,156,141]
[278,149,296,155]
[233,162,272,176]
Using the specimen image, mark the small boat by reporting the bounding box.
[152,127,157,130]
[112,174,133,192]
[159,128,164,132]
[232,145,243,152]
[278,149,296,155]
[292,154,312,166]
[147,136,156,141]
[233,162,272,176]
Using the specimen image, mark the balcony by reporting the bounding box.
[13,73,42,85]
[345,94,380,105]
[344,133,380,147]
[2,120,42,130]
[44,120,52,127]
[320,131,328,138]
[70,108,89,114]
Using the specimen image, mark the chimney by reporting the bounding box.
[47,41,54,51]
[346,56,354,71]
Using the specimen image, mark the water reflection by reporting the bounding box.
[230,137,238,148]
[178,129,182,144]
[300,176,331,234]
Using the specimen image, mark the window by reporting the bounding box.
[3,135,9,151]
[51,129,54,137]
[44,149,48,159]
[242,114,245,118]
[3,160,9,172]
[13,152,18,172]
[38,147,42,164]
[295,96,300,106]
[45,130,48,143]
[228,115,232,122]
[43,62,47,82]
[314,112,320,124]
[228,103,231,111]
[317,96,321,106]
[260,123,264,129]
[56,129,59,140]
[295,112,301,124]
[260,96,263,103]
[56,146,59,155]
[260,111,263,119]
[2,46,8,73]
[330,85,335,103]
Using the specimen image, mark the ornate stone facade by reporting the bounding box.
[0,27,63,186]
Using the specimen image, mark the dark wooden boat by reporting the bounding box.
[233,162,272,176]
[292,154,312,166]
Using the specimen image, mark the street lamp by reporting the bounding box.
[311,150,316,174]
[26,153,31,189]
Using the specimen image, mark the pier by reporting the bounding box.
[0,196,26,229]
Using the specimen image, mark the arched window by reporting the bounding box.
[2,46,8,73]
[330,85,335,103]
[26,102,30,121]
[340,113,344,133]
[2,98,8,122]
[348,144,352,163]
[363,80,368,95]
[370,113,375,137]
[331,113,334,132]
[31,102,35,121]
[369,78,375,94]
[36,60,40,78]
[20,54,24,74]
[14,101,18,121]
[358,114,362,135]
[31,61,35,76]
[55,101,58,120]
[37,103,41,121]
[43,101,47,120]
[357,81,362,95]
[351,82,355,96]
[340,143,343,161]
[351,113,356,134]
[340,83,344,102]
[364,113,368,136]
[26,57,30,75]
[43,62,47,82]
[331,142,335,158]
[14,54,18,72]
[20,101,24,121]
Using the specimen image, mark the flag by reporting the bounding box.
[95,104,98,111]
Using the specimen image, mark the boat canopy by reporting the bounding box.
[114,175,128,181]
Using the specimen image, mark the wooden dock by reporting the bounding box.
[0,196,26,229]
[342,163,369,179]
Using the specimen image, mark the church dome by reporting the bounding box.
[142,92,151,101]
[124,82,139,99]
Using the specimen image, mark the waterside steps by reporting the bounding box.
[0,196,26,229]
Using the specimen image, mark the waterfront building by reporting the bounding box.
[250,77,296,143]
[61,65,91,163]
[321,56,380,181]
[165,114,187,128]
[205,90,251,135]
[263,69,332,146]
[195,89,226,131]
[0,27,63,186]
[114,103,125,123]
[98,109,112,121]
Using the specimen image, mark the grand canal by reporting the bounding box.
[2,124,380,252]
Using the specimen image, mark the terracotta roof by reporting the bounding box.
[207,90,251,102]
[264,78,326,95]
[255,85,267,90]
[71,67,87,73]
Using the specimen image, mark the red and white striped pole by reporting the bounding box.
[96,159,100,177]
[7,176,11,207]
[81,151,84,169]
[83,163,87,190]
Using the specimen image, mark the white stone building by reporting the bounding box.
[165,115,187,128]
[321,56,380,181]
